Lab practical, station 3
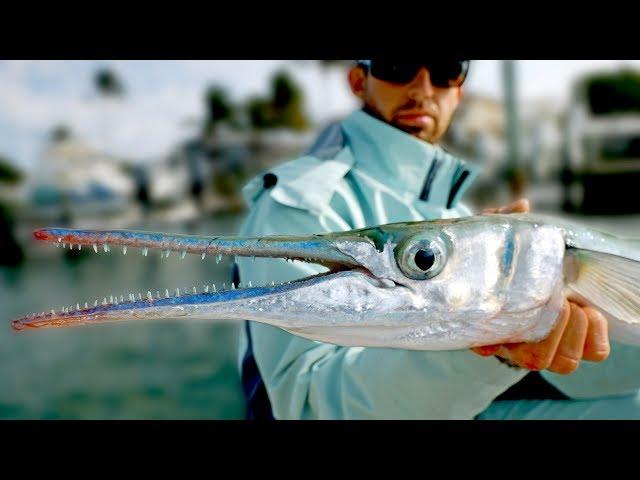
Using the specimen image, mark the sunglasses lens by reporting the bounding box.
[427,61,469,87]
[370,60,421,84]
[369,60,469,87]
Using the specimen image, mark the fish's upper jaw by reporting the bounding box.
[13,227,382,331]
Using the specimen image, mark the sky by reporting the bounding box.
[1,60,639,172]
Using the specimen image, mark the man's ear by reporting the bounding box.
[348,66,367,100]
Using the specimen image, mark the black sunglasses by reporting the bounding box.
[365,60,470,88]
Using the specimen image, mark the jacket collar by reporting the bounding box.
[341,109,479,208]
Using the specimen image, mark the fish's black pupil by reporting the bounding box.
[414,249,435,271]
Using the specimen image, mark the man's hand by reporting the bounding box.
[472,299,610,373]
[471,198,611,374]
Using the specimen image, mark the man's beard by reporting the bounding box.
[362,105,439,143]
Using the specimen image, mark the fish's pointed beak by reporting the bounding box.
[11,227,378,330]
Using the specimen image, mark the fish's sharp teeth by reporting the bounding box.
[120,295,124,303]
[103,244,109,253]
[93,244,98,253]
[102,298,107,305]
[51,310,55,315]
[204,285,209,293]
[62,243,66,248]
[181,251,187,259]
[123,246,127,255]
[57,238,62,243]
[76,303,80,310]
[147,291,153,301]
[212,284,217,292]
[78,244,82,251]
[231,283,236,290]
[156,291,160,299]
[176,288,180,296]
[165,250,170,258]
[109,296,113,303]
[143,248,148,257]
[165,289,170,298]
[201,252,206,260]
[248,281,252,287]
[193,287,197,294]
[94,300,98,307]
[138,293,142,300]
[85,302,88,309]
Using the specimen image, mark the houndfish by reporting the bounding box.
[10,213,640,351]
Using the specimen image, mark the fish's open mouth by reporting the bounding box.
[11,227,381,331]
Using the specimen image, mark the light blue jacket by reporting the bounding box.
[236,109,640,419]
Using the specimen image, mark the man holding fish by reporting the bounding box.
[236,60,638,419]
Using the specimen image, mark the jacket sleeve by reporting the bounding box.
[237,195,528,419]
[541,341,640,399]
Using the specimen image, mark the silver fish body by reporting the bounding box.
[11,214,640,351]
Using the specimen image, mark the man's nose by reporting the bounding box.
[407,68,435,101]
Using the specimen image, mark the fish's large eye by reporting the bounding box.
[395,236,447,280]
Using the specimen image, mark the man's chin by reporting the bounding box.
[395,124,437,143]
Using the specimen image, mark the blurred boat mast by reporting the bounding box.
[503,60,524,196]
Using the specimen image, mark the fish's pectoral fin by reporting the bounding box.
[567,249,640,345]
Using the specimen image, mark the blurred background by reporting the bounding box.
[1,60,640,419]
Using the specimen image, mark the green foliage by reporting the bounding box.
[247,97,271,130]
[51,125,72,143]
[246,70,310,131]
[0,201,24,266]
[582,69,640,115]
[94,68,125,97]
[204,86,235,134]
[211,166,246,198]
[0,156,22,184]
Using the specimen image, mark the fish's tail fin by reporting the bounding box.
[567,248,640,345]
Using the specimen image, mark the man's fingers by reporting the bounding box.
[502,300,571,370]
[582,307,610,362]
[548,303,589,374]
[471,345,501,357]
[483,198,531,214]
[500,198,530,214]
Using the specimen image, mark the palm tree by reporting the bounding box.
[50,124,72,143]
[245,70,310,153]
[94,68,125,98]
[93,67,125,153]
[203,85,235,136]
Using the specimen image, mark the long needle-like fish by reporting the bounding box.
[10,214,640,351]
